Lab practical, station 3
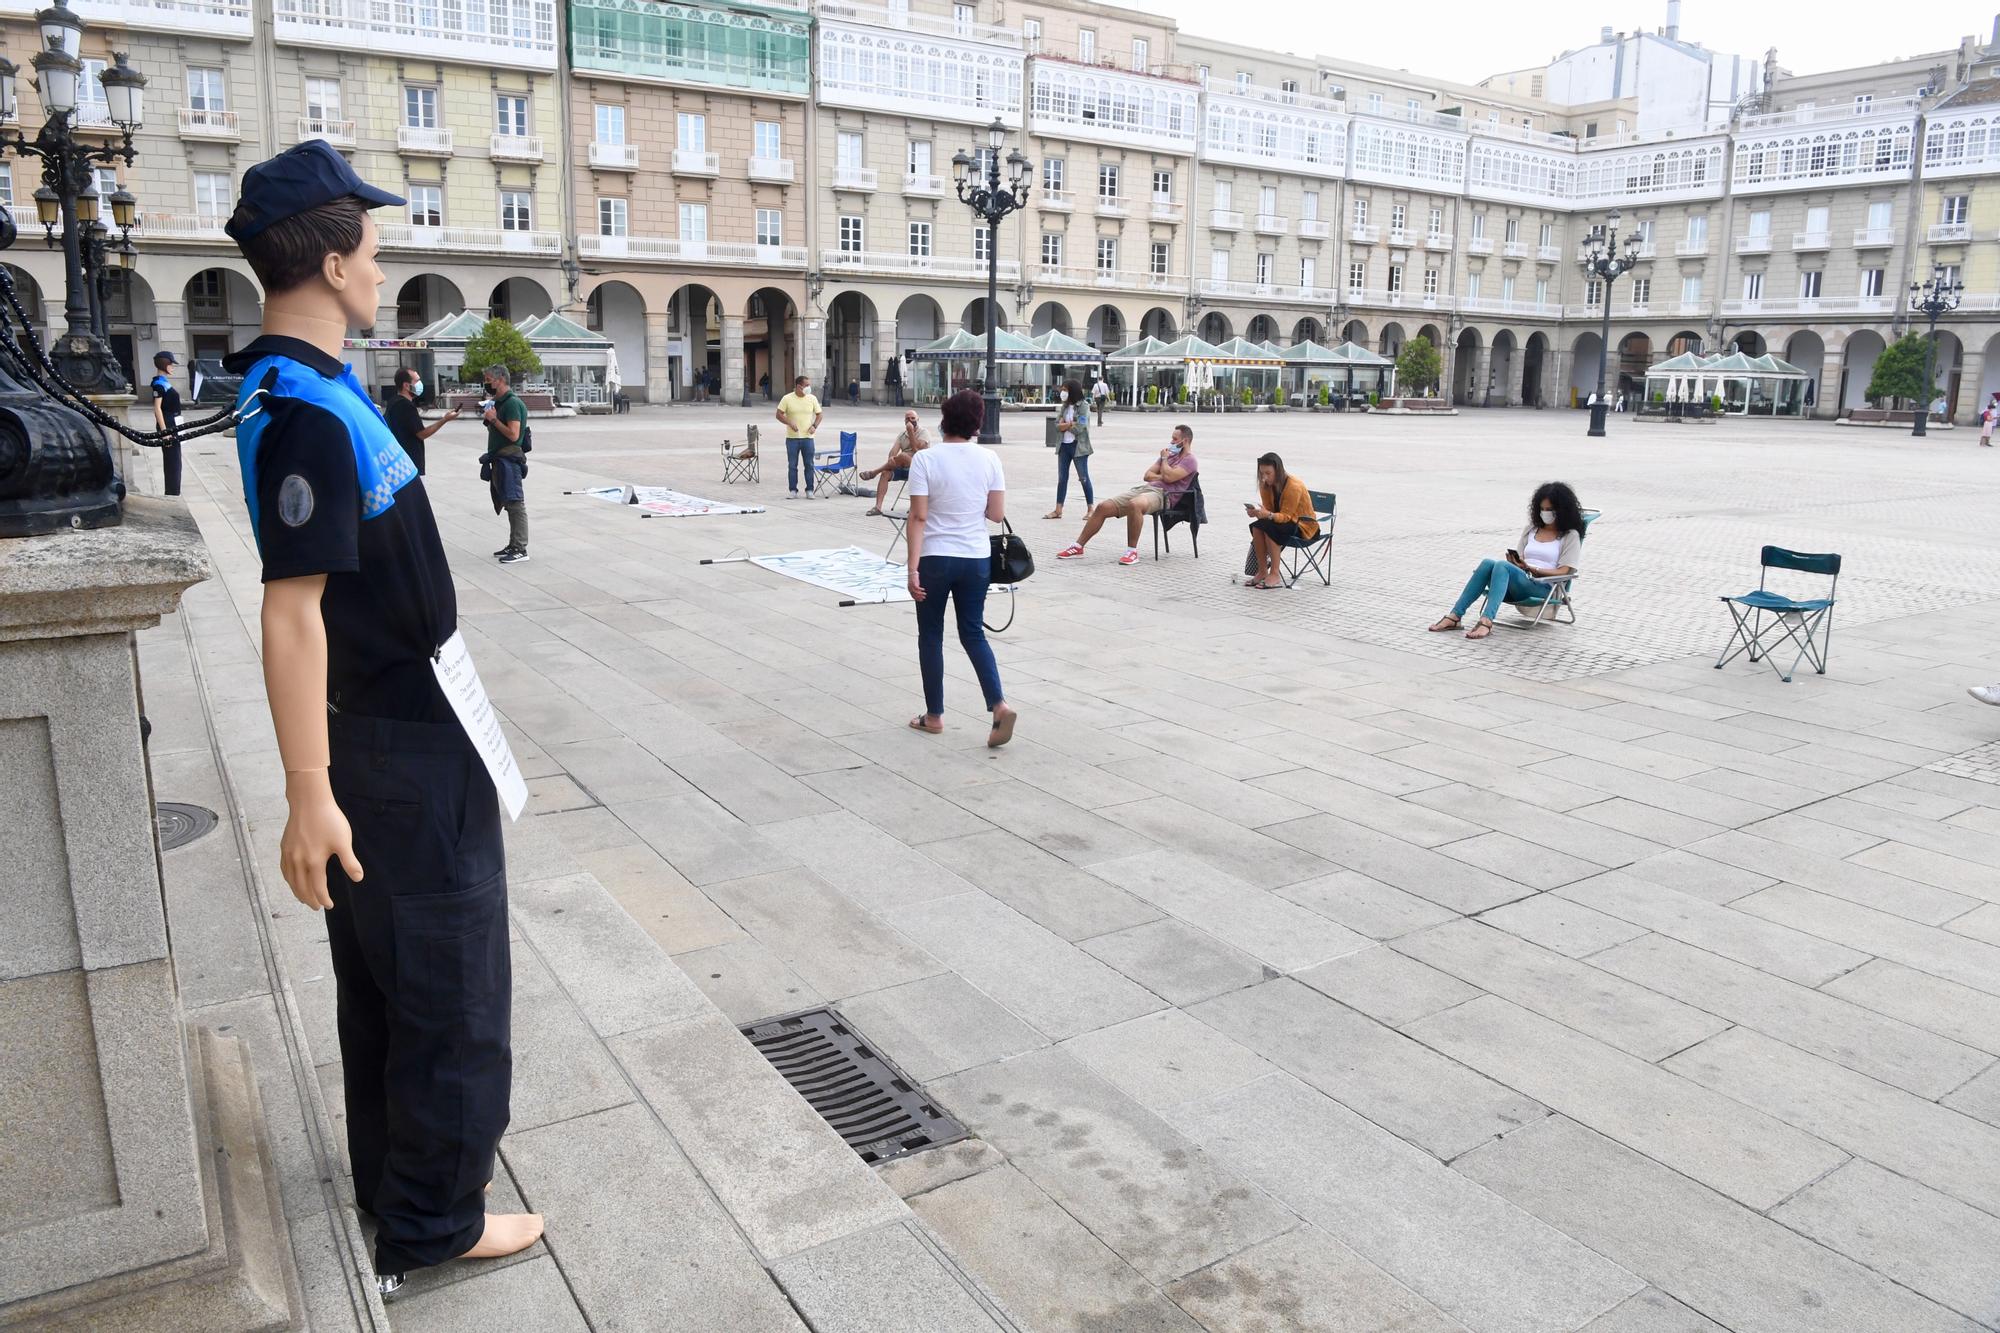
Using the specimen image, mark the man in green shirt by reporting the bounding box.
[481,364,530,563]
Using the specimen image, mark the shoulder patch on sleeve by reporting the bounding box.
[277,473,315,527]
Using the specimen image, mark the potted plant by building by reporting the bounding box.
[1395,335,1442,404]
[1240,385,1255,411]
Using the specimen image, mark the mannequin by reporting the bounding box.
[223,141,540,1296]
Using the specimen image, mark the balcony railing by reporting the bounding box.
[1352,288,1442,309]
[1628,241,1657,259]
[814,0,1023,48]
[1466,235,1494,255]
[136,212,231,242]
[1790,231,1830,251]
[589,142,639,170]
[1198,277,1336,304]
[75,0,251,36]
[582,235,807,266]
[1536,243,1562,261]
[1426,232,1454,252]
[1676,300,1708,315]
[1387,227,1417,247]
[833,165,878,191]
[1296,218,1329,239]
[178,106,238,138]
[1459,295,1559,317]
[820,249,1019,279]
[376,223,561,255]
[276,0,557,69]
[1038,190,1074,211]
[397,125,454,154]
[1735,234,1773,254]
[1096,195,1129,218]
[901,170,941,195]
[1502,240,1530,258]
[1853,227,1896,248]
[672,149,719,176]
[1254,213,1288,235]
[1349,222,1379,243]
[1038,263,1184,291]
[1674,239,1709,257]
[490,134,543,162]
[1150,197,1181,222]
[750,156,797,183]
[1211,209,1243,231]
[1737,94,1920,130]
[297,115,355,146]
[1929,222,1972,243]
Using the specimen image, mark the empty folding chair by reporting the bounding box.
[881,477,910,561]
[722,424,760,484]
[1274,490,1338,588]
[1503,508,1599,629]
[1714,545,1840,682]
[813,430,859,496]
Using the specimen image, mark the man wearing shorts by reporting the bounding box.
[1056,423,1198,566]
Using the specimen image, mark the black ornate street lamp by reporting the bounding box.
[1908,263,1963,439]
[951,117,1030,444]
[0,3,235,536]
[1578,209,1643,439]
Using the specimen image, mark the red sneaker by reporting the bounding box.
[1118,549,1140,565]
[1056,544,1086,559]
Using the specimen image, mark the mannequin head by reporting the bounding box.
[236,195,385,331]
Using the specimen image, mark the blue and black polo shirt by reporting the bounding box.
[226,335,457,723]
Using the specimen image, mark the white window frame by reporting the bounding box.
[408,183,442,227]
[403,85,438,130]
[908,219,932,258]
[495,93,528,138]
[677,112,707,153]
[499,189,532,231]
[187,66,226,112]
[1096,235,1116,273]
[594,104,625,144]
[839,214,864,252]
[679,202,708,242]
[755,121,782,160]
[597,196,628,237]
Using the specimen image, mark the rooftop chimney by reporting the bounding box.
[1666,0,1681,39]
[1601,24,1614,43]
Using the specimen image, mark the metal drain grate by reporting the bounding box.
[157,802,219,851]
[740,1007,965,1165]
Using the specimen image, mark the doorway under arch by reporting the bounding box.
[586,281,649,401]
[188,267,266,359]
[1030,301,1073,336]
[1489,330,1517,407]
[963,297,1007,335]
[1086,305,1124,349]
[667,284,724,400]
[1452,328,1482,404]
[1197,311,1232,344]
[1569,331,1604,403]
[747,287,798,402]
[826,290,877,400]
[1839,330,1886,411]
[1521,331,1549,407]
[1378,322,1405,357]
[489,276,552,323]
[1292,316,1324,346]
[1783,331,1826,415]
[1245,314,1279,345]
[1341,319,1368,345]
[1731,329,1766,358]
[1616,332,1652,400]
[1139,306,1177,341]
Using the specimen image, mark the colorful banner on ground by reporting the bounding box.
[749,546,912,604]
[580,484,765,516]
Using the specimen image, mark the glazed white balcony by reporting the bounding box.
[1735,234,1773,254]
[1038,190,1074,212]
[1349,222,1379,244]
[1573,141,1727,207]
[833,165,878,191]
[590,142,639,171]
[1096,195,1129,218]
[1150,198,1182,222]
[1028,63,1199,153]
[136,212,231,242]
[1732,121,1915,193]
[489,134,544,163]
[377,223,560,256]
[1853,227,1895,248]
[673,149,719,177]
[1254,213,1288,235]
[397,125,454,155]
[274,0,556,70]
[750,157,797,183]
[819,249,1018,280]
[1674,239,1709,257]
[1536,243,1562,261]
[297,116,355,147]
[71,0,250,37]
[1202,83,1348,177]
[1350,120,1468,191]
[901,171,942,195]
[1502,240,1530,258]
[583,235,807,267]
[1791,231,1830,251]
[1210,209,1243,231]
[1466,235,1494,255]
[1198,277,1335,304]
[815,0,1022,48]
[1296,218,1329,239]
[178,106,238,139]
[817,14,1024,127]
[1929,222,1972,243]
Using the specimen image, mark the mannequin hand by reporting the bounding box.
[280,772,361,911]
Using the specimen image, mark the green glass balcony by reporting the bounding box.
[570,0,811,94]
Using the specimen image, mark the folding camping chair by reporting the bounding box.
[1715,545,1840,683]
[722,424,759,484]
[1151,475,1205,560]
[881,476,910,560]
[1274,490,1337,588]
[813,430,859,496]
[1501,507,1599,629]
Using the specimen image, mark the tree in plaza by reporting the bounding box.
[459,317,544,383]
[1396,335,1443,398]
[1864,332,1932,408]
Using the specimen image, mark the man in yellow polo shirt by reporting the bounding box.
[775,373,823,500]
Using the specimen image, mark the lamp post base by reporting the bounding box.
[1587,402,1609,438]
[980,390,1002,445]
[1912,411,1928,438]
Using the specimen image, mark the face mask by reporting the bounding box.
[1539,509,1556,524]
[412,378,424,397]
[1168,442,1183,456]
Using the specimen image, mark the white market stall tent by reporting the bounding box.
[1643,349,1812,416]
[405,310,616,407]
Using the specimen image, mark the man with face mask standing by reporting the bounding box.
[384,366,460,477]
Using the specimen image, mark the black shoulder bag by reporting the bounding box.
[985,519,1033,632]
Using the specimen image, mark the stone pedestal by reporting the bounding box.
[721,315,746,406]
[0,498,301,1330]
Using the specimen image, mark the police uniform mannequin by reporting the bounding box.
[222,141,541,1295]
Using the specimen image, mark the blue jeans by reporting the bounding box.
[916,555,1003,718]
[1453,557,1540,622]
[1055,441,1093,508]
[786,437,814,493]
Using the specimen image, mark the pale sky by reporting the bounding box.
[1149,0,1989,87]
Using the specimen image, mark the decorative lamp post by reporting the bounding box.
[951,117,1030,443]
[1578,209,1643,439]
[1908,263,1963,438]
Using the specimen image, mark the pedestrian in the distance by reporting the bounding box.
[776,372,822,499]
[480,364,530,562]
[1982,393,1997,447]
[886,356,903,407]
[848,377,860,407]
[150,350,183,496]
[906,388,1016,747]
[1091,373,1111,425]
[384,366,460,477]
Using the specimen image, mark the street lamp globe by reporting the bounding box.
[33,46,80,116]
[0,57,17,123]
[986,117,1004,150]
[32,184,57,227]
[950,147,971,188]
[99,52,146,129]
[74,183,98,223]
[108,184,135,229]
[36,0,84,60]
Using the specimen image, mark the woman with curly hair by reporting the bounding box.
[1430,482,1585,640]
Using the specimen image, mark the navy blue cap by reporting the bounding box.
[225,140,404,243]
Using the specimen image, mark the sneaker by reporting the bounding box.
[1056,544,1086,559]
[376,1274,406,1300]
[1969,685,2000,706]
[784,492,798,500]
[1118,549,1140,565]
[499,548,530,564]
[493,544,513,557]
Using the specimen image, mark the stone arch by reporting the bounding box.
[1522,331,1549,408]
[187,267,265,359]
[1489,329,1517,407]
[1839,330,1886,410]
[101,269,159,389]
[1,263,46,340]
[963,296,1007,334]
[1140,306,1177,340]
[1292,316,1324,346]
[1979,332,2000,415]
[1030,301,1073,336]
[1616,332,1652,399]
[1569,330,1604,403]
[747,286,798,402]
[1452,326,1483,404]
[1341,319,1368,345]
[1666,329,1704,358]
[585,280,650,402]
[895,293,943,352]
[1245,314,1279,345]
[1378,321,1405,357]
[1931,330,1965,418]
[1086,304,1124,349]
[1198,311,1232,343]
[1417,323,1444,351]
[394,274,463,334]
[489,276,552,323]
[665,282,725,401]
[1784,330,1826,415]
[826,290,877,401]
[1731,329,1766,357]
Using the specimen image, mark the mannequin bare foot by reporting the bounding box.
[460,1212,544,1260]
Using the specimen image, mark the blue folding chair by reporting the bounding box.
[1274,490,1337,588]
[1503,508,1599,629]
[1715,545,1840,682]
[813,430,860,496]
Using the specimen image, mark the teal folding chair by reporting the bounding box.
[1274,490,1337,588]
[1502,508,1598,629]
[1715,545,1839,682]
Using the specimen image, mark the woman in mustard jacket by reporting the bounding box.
[1245,451,1318,589]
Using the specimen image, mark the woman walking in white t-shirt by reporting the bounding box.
[907,389,1018,746]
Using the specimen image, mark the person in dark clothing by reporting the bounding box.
[383,366,460,476]
[885,356,903,407]
[150,349,184,495]
[222,138,540,1299]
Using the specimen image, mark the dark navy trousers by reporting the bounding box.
[325,711,511,1275]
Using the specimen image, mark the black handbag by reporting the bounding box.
[990,518,1034,585]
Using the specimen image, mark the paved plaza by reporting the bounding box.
[141,401,2000,1331]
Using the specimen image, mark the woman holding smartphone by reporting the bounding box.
[1429,482,1585,639]
[1243,451,1317,590]
[1045,380,1093,520]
